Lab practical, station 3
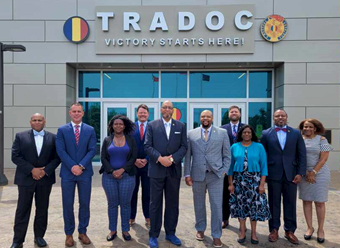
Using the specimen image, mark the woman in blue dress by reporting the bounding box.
[99,115,138,242]
[228,125,271,245]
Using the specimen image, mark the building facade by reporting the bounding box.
[1,0,340,169]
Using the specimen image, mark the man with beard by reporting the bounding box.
[261,109,306,244]
[220,105,245,228]
[184,110,230,248]
[144,100,188,248]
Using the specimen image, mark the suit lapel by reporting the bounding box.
[29,130,39,158]
[226,124,233,142]
[270,127,282,150]
[39,131,48,157]
[206,126,216,151]
[68,123,77,147]
[159,119,168,141]
[195,128,205,153]
[78,123,86,148]
[283,126,291,151]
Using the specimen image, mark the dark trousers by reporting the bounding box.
[267,173,297,233]
[61,177,92,235]
[13,184,52,243]
[130,168,150,220]
[222,175,231,221]
[149,176,180,238]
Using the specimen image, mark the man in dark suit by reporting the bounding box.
[130,104,151,228]
[145,100,188,248]
[220,105,244,228]
[56,103,97,247]
[261,109,306,245]
[10,113,60,248]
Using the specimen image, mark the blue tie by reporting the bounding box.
[232,125,237,142]
[33,130,45,136]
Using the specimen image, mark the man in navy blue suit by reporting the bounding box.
[261,109,306,245]
[145,100,188,248]
[56,103,97,247]
[220,105,244,228]
[130,104,151,228]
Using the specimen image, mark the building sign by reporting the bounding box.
[260,15,288,42]
[63,16,90,44]
[95,5,255,54]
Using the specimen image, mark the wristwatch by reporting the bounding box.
[79,165,85,171]
[169,157,174,163]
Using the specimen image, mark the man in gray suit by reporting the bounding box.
[184,110,231,248]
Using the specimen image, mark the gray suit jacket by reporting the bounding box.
[184,126,231,181]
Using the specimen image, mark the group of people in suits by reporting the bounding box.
[9,102,332,248]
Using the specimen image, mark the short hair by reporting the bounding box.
[108,114,135,135]
[236,125,259,142]
[70,102,83,109]
[274,109,288,117]
[137,104,149,113]
[298,118,326,135]
[229,105,241,112]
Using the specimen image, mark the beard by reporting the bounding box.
[202,123,211,128]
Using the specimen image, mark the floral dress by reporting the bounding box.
[229,148,271,221]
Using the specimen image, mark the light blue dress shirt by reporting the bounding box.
[275,125,287,150]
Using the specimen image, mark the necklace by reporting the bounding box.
[113,136,125,147]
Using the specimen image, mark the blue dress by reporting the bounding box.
[229,148,271,221]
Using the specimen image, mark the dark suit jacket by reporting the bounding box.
[132,122,149,172]
[56,122,97,180]
[12,130,60,186]
[144,119,188,179]
[221,122,245,145]
[99,134,138,176]
[260,126,307,181]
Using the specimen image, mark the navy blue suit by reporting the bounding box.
[144,119,187,237]
[56,122,97,235]
[261,126,306,233]
[220,122,244,222]
[130,122,150,220]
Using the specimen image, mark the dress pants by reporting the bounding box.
[13,183,52,244]
[130,167,150,220]
[267,172,297,233]
[149,176,180,238]
[61,176,92,235]
[102,172,135,232]
[192,171,224,238]
[222,175,231,222]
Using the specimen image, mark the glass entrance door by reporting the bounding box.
[189,103,246,129]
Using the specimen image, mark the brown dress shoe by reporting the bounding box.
[78,233,91,245]
[65,235,74,247]
[285,231,299,245]
[195,231,204,241]
[222,220,229,229]
[268,229,279,242]
[145,218,151,229]
[213,238,223,248]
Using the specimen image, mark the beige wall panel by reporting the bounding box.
[46,64,66,85]
[327,152,340,170]
[275,85,284,109]
[4,128,13,149]
[0,0,12,20]
[142,55,206,63]
[307,63,340,84]
[284,85,340,107]
[66,65,76,88]
[4,64,45,85]
[66,85,76,107]
[281,107,305,128]
[4,149,15,169]
[4,85,13,106]
[284,63,306,84]
[308,18,340,40]
[0,21,44,41]
[4,107,45,128]
[331,129,340,150]
[46,107,68,128]
[306,107,340,129]
[14,85,67,106]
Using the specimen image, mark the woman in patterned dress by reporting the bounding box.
[228,125,271,245]
[298,119,333,244]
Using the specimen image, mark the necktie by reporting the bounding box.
[140,123,144,140]
[75,125,80,145]
[275,127,287,132]
[204,129,208,141]
[232,125,237,142]
[33,130,45,136]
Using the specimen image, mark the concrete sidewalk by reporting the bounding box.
[1,169,340,248]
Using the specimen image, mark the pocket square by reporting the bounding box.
[175,132,181,134]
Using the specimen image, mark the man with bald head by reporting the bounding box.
[10,114,60,248]
[184,110,230,248]
[145,100,187,248]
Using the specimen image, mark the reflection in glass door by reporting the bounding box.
[218,103,246,126]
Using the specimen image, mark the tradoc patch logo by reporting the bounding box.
[172,108,182,121]
[64,16,90,44]
[260,15,288,42]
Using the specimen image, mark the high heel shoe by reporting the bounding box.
[317,230,325,243]
[304,227,314,240]
[237,235,246,244]
[106,232,117,241]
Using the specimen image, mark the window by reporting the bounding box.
[249,71,272,98]
[79,72,100,98]
[161,72,187,98]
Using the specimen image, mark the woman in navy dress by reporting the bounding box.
[228,125,271,245]
[99,115,137,242]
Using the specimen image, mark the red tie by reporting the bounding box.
[75,125,80,145]
[140,123,144,140]
[275,127,287,132]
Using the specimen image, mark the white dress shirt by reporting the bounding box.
[162,118,172,140]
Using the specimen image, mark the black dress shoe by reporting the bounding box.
[122,233,132,241]
[106,232,117,241]
[251,238,259,244]
[237,236,246,244]
[10,243,23,248]
[317,237,325,243]
[304,228,314,240]
[34,237,47,247]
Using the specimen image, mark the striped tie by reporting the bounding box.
[75,125,80,145]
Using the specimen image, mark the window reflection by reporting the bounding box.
[248,102,272,138]
[161,72,187,98]
[79,72,101,98]
[249,72,272,98]
[190,72,246,98]
[103,72,159,98]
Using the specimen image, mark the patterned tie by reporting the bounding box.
[232,125,237,142]
[275,127,287,132]
[204,129,208,141]
[140,123,144,140]
[75,125,80,145]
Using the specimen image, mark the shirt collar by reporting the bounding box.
[33,129,45,136]
[275,125,287,129]
[201,125,212,133]
[162,118,172,126]
[71,121,82,128]
[138,120,147,127]
[230,122,239,127]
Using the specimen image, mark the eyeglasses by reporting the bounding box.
[162,106,173,110]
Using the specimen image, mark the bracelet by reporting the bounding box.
[312,169,318,175]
